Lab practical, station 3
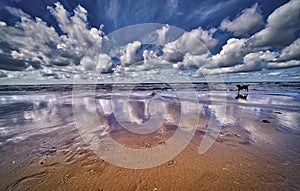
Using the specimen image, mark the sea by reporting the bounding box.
[0,82,299,146]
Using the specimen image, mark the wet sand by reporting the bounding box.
[1,123,299,191]
[0,88,300,190]
[0,119,300,191]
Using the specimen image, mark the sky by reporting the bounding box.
[0,0,299,84]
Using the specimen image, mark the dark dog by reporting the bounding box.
[236,84,249,92]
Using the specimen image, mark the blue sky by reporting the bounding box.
[0,0,299,84]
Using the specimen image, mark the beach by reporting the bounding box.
[0,82,299,190]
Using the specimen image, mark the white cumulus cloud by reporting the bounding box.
[162,27,218,64]
[210,38,248,68]
[156,24,170,45]
[0,2,109,80]
[220,3,264,36]
[250,0,300,48]
[279,38,300,61]
[120,41,142,66]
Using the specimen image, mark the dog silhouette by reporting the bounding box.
[236,84,249,92]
